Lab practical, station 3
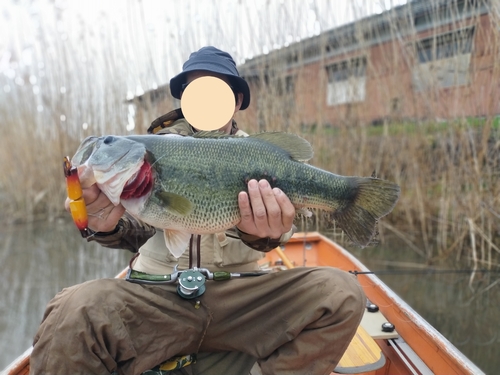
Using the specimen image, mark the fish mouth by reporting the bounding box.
[120,161,153,200]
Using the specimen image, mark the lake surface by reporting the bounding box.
[348,240,500,375]
[0,220,130,369]
[1,221,498,374]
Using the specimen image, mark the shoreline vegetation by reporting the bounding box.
[1,117,499,268]
[0,0,499,269]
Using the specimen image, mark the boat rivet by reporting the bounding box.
[367,303,379,313]
[382,322,395,332]
[187,276,193,282]
[197,276,203,281]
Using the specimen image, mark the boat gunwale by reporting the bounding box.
[2,232,485,375]
[305,232,485,375]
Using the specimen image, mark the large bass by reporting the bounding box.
[72,132,400,256]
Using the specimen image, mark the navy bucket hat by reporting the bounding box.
[170,46,250,110]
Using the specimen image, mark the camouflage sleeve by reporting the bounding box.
[232,226,296,252]
[87,212,156,253]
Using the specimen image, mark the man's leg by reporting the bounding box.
[31,278,210,375]
[31,267,364,375]
[200,267,365,375]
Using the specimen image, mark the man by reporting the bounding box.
[30,46,365,375]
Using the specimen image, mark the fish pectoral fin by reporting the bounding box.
[163,230,191,258]
[155,192,193,216]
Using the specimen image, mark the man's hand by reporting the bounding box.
[65,185,125,233]
[236,179,295,239]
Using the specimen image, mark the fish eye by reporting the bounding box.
[103,136,115,144]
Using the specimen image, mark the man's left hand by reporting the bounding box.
[236,179,295,239]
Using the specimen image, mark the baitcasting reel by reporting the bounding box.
[126,265,267,300]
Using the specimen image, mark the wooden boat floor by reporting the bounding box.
[334,325,386,374]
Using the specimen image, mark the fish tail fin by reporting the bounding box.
[334,177,400,247]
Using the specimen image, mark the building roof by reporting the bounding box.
[239,0,489,77]
[127,0,489,103]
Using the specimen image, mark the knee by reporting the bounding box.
[33,279,123,347]
[67,279,123,308]
[309,267,366,320]
[44,279,126,324]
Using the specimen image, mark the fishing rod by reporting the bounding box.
[349,269,500,276]
[126,235,270,300]
[126,264,270,299]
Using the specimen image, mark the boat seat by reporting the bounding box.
[359,308,399,340]
[333,325,386,374]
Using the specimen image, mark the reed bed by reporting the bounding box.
[1,0,499,264]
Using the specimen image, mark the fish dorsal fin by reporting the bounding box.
[155,191,193,216]
[250,132,313,162]
[163,229,191,258]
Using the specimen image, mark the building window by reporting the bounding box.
[325,56,367,106]
[276,75,296,119]
[278,75,295,96]
[413,0,478,29]
[413,27,475,90]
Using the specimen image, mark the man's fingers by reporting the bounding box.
[248,179,271,233]
[236,179,295,239]
[87,201,125,232]
[273,188,295,230]
[257,180,284,238]
[67,185,124,233]
[237,180,265,235]
[237,190,258,235]
[81,184,101,205]
[65,184,100,213]
[64,197,71,212]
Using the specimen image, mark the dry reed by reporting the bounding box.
[0,0,499,264]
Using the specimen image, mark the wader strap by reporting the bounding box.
[189,234,201,268]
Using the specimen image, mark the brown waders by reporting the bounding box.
[30,266,364,375]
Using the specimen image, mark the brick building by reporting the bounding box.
[129,0,499,130]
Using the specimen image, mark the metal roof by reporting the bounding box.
[239,0,489,76]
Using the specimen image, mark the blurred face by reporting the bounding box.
[185,71,243,133]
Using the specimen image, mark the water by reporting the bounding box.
[0,220,130,369]
[1,223,498,374]
[349,241,500,375]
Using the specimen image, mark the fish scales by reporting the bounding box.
[130,135,351,230]
[72,132,400,256]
